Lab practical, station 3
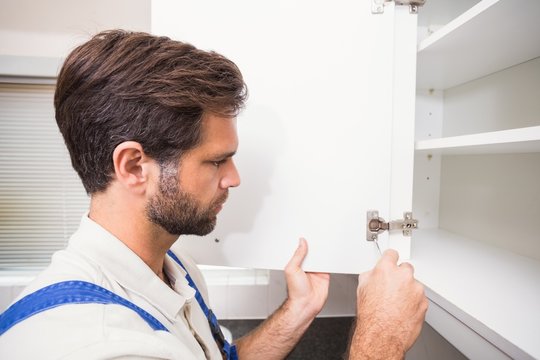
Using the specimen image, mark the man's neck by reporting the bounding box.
[88,190,177,278]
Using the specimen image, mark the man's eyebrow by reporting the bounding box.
[211,150,237,159]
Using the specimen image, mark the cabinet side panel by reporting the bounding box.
[388,6,418,258]
[413,90,443,229]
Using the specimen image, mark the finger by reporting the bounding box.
[378,249,399,267]
[399,261,415,275]
[285,237,308,271]
[306,272,330,279]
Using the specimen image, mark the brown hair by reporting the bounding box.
[54,30,247,194]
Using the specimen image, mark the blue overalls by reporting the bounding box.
[0,250,238,360]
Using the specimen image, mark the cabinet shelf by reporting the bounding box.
[415,125,540,154]
[416,0,540,90]
[412,228,540,359]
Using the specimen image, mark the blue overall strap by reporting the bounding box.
[0,280,168,336]
[167,250,238,360]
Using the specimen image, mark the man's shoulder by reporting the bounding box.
[0,302,188,359]
[14,247,105,300]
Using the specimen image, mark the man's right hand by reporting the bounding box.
[348,249,428,360]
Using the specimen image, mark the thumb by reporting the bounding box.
[285,237,308,271]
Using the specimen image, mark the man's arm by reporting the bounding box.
[348,249,428,360]
[234,238,330,360]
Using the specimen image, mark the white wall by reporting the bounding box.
[0,0,150,59]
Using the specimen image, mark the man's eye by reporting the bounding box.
[212,159,226,167]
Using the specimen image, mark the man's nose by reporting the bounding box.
[220,160,241,189]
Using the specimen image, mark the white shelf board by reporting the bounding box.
[415,126,540,154]
[417,0,540,90]
[412,228,540,359]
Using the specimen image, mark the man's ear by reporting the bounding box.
[112,141,156,194]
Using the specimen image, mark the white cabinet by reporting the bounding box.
[413,0,540,358]
[154,0,540,358]
[154,0,419,274]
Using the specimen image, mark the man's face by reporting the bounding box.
[146,114,240,236]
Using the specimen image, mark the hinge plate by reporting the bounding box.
[366,210,418,241]
[372,0,426,14]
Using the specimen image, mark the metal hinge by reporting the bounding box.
[372,0,426,14]
[366,210,418,241]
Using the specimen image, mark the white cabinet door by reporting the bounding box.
[152,0,418,274]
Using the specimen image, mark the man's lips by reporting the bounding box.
[214,192,228,213]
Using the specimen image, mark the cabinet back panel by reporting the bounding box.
[439,153,540,261]
[443,57,540,136]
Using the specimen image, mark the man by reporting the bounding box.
[0,30,427,359]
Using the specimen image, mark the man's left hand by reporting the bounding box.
[284,238,330,320]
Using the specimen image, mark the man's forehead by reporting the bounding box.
[201,113,237,131]
[196,114,238,152]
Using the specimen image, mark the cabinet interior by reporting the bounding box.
[411,0,540,358]
[414,57,540,260]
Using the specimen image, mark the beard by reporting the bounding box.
[146,162,227,236]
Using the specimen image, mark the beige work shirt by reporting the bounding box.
[0,214,223,359]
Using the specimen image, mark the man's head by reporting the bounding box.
[55,29,247,194]
[55,30,247,235]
